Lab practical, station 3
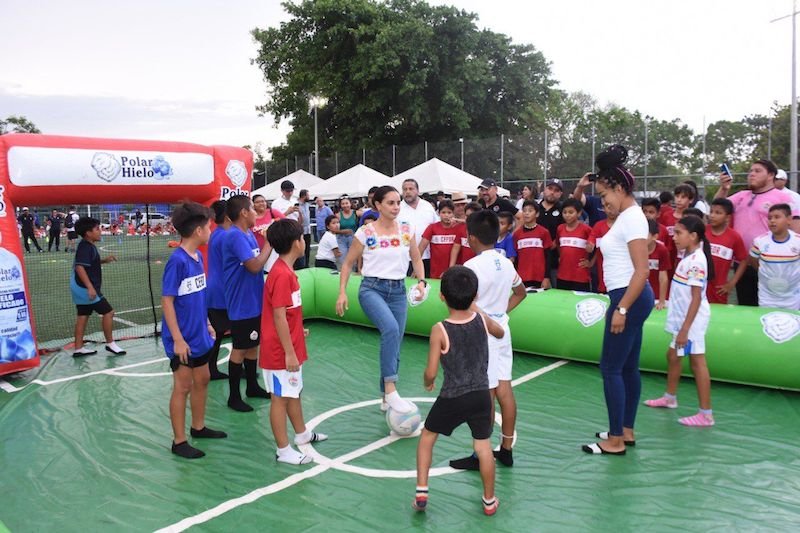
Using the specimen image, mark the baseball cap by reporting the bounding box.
[776,169,788,181]
[478,178,497,189]
[280,180,295,191]
[545,178,563,190]
[451,191,469,204]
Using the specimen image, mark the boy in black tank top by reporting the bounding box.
[414,266,505,516]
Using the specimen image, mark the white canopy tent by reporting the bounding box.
[392,158,510,197]
[250,169,323,200]
[307,164,393,200]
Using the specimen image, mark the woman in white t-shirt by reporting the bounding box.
[581,145,654,456]
[336,186,426,414]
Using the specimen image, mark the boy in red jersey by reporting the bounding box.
[513,200,552,288]
[260,219,328,465]
[706,198,748,304]
[419,200,460,279]
[555,198,593,291]
[450,202,482,266]
[646,219,671,310]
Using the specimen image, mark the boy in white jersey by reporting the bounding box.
[450,211,527,470]
[749,204,800,310]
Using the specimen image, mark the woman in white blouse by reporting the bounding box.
[336,186,426,413]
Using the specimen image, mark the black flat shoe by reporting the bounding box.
[595,431,636,446]
[582,443,626,455]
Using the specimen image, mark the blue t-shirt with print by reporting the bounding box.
[495,233,517,259]
[161,248,214,359]
[222,226,263,320]
[206,226,227,310]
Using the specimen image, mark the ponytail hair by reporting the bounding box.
[595,144,636,194]
[678,215,715,281]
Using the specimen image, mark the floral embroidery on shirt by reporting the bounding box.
[361,220,413,251]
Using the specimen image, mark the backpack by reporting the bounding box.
[65,213,76,229]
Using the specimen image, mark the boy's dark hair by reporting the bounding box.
[711,197,734,216]
[683,207,705,219]
[325,214,338,228]
[210,200,227,224]
[226,195,252,222]
[437,199,455,212]
[267,218,303,254]
[75,217,100,237]
[562,198,583,213]
[466,210,499,245]
[362,212,378,222]
[497,211,514,225]
[642,197,661,210]
[466,201,483,213]
[522,199,539,211]
[673,183,696,200]
[440,266,479,310]
[659,191,674,204]
[769,203,792,218]
[172,201,212,238]
[647,218,659,236]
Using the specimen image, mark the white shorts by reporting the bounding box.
[487,319,513,388]
[669,335,706,357]
[262,367,304,398]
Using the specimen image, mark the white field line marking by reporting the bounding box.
[116,305,162,315]
[0,345,232,392]
[158,360,569,532]
[112,316,138,327]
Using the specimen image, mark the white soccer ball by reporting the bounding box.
[386,402,422,436]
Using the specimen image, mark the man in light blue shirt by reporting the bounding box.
[314,196,333,242]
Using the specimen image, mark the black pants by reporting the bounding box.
[48,230,60,251]
[407,259,431,278]
[22,231,42,252]
[736,264,759,306]
[315,259,338,270]
[304,233,311,267]
[556,279,591,292]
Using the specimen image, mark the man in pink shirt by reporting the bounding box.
[715,159,800,305]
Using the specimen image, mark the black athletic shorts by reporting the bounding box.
[76,297,113,316]
[230,315,261,349]
[169,349,211,372]
[556,279,591,292]
[424,389,492,440]
[67,230,78,240]
[523,280,542,289]
[207,308,231,336]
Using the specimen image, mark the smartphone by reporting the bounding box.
[720,163,733,178]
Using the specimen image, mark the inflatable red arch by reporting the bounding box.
[0,133,253,375]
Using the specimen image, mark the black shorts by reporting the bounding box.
[424,389,493,440]
[169,349,211,372]
[523,280,542,289]
[314,259,337,270]
[76,297,113,316]
[207,308,231,337]
[556,279,591,292]
[67,230,77,240]
[230,315,261,349]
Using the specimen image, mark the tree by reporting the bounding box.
[252,0,555,170]
[0,115,41,134]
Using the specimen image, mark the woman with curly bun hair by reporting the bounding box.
[336,186,426,416]
[581,145,654,456]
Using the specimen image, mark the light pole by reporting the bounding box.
[459,138,464,170]
[308,95,328,177]
[771,2,799,191]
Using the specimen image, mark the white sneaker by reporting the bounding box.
[295,432,328,446]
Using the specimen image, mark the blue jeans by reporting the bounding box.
[337,234,353,260]
[358,277,407,392]
[599,283,654,436]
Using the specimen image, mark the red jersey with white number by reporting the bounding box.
[453,223,476,265]
[556,223,593,283]
[422,221,460,279]
[705,225,747,304]
[260,258,307,370]
[591,219,612,293]
[513,224,552,283]
[648,241,671,300]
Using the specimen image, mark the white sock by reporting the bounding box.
[295,430,311,445]
[106,341,123,352]
[385,391,411,412]
[276,445,311,465]
[75,346,95,354]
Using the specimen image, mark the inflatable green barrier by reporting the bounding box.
[297,268,800,391]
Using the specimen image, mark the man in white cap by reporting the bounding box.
[17,207,43,253]
[775,169,800,213]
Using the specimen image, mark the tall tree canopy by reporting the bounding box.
[252,0,556,160]
[0,115,41,134]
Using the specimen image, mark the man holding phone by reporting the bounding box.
[714,159,800,305]
[271,180,302,224]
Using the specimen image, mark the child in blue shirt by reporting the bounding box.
[162,201,227,459]
[494,211,517,261]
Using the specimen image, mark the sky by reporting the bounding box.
[1,0,796,155]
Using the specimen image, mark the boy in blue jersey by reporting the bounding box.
[71,217,127,357]
[223,195,274,412]
[162,201,227,459]
[205,200,231,381]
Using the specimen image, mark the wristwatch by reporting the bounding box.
[617,306,627,316]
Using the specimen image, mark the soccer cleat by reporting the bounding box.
[644,396,678,409]
[678,412,715,427]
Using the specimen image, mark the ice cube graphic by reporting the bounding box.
[151,155,173,179]
[91,152,122,182]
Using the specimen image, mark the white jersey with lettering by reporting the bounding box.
[750,231,800,310]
